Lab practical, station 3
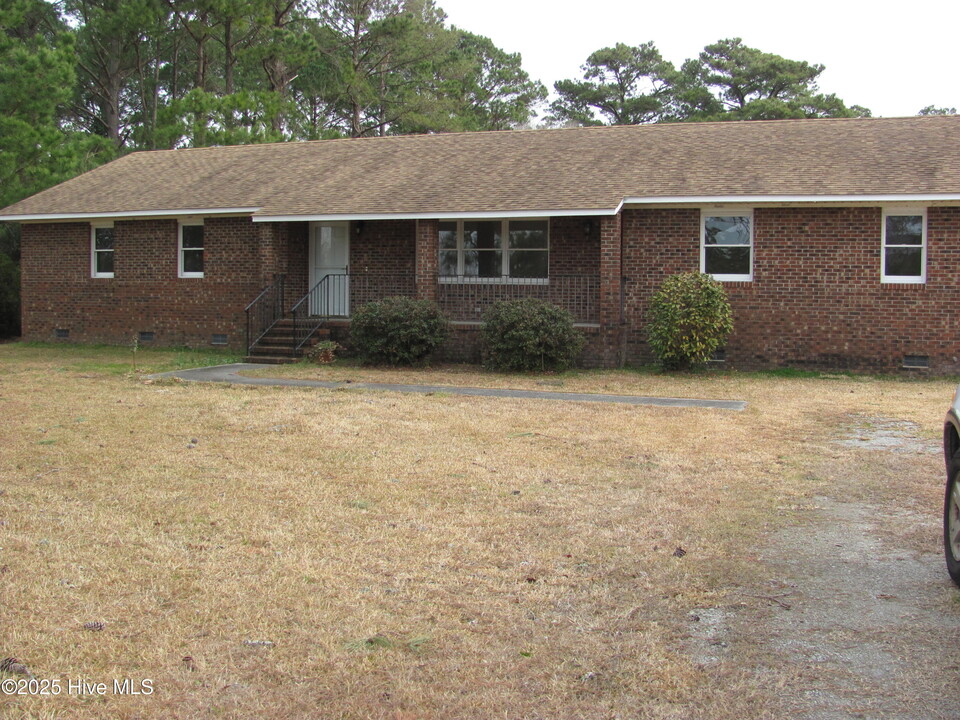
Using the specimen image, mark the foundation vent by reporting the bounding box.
[211,334,228,346]
[138,331,155,343]
[903,354,929,369]
[54,329,69,339]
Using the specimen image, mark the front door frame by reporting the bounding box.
[308,221,350,316]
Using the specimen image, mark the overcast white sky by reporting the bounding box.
[437,0,959,119]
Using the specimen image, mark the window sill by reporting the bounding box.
[179,273,204,279]
[91,273,114,279]
[708,274,752,283]
[881,276,925,284]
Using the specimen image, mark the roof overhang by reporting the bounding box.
[622,194,960,207]
[251,207,621,222]
[2,206,621,223]
[0,207,262,222]
[6,194,960,224]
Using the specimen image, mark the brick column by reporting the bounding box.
[257,221,281,285]
[415,219,439,302]
[598,213,623,367]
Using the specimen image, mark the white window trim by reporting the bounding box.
[90,222,115,278]
[438,218,550,285]
[700,208,754,282]
[881,207,926,284]
[178,219,205,278]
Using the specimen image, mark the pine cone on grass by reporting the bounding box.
[0,657,35,679]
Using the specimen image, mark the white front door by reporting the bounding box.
[308,222,350,316]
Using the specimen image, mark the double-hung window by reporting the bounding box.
[882,209,926,283]
[439,219,548,281]
[179,220,204,278]
[701,210,753,281]
[91,224,115,278]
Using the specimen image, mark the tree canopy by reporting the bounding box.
[550,37,871,126]
[0,0,113,210]
[918,105,957,116]
[0,0,548,166]
[550,42,674,126]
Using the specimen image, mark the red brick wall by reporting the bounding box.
[351,219,417,302]
[415,219,439,302]
[550,216,600,276]
[550,216,600,324]
[27,207,959,372]
[598,213,623,366]
[622,208,700,364]
[622,206,960,372]
[21,216,268,349]
[283,222,309,302]
[21,222,91,341]
[351,219,416,276]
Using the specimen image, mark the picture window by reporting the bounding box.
[439,219,548,282]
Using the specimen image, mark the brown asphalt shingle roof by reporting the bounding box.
[2,116,959,220]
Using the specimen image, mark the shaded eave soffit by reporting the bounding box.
[5,194,960,223]
[0,208,261,222]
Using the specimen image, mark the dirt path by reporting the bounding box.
[758,494,960,719]
[726,423,960,719]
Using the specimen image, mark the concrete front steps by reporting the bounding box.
[243,318,330,364]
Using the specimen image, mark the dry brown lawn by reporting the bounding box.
[0,344,953,719]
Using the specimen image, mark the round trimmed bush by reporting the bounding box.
[645,271,733,370]
[481,298,585,372]
[350,296,448,366]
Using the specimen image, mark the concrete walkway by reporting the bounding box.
[151,363,747,411]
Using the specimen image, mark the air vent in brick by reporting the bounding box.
[903,355,929,369]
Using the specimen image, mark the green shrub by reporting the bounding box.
[481,298,584,372]
[645,272,733,370]
[349,296,448,366]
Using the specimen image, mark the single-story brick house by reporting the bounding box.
[3,115,960,371]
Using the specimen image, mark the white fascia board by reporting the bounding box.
[0,207,262,222]
[252,207,620,222]
[622,194,960,206]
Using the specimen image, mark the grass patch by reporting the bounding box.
[0,343,952,718]
[748,366,850,379]
[6,341,241,375]
[344,634,431,654]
